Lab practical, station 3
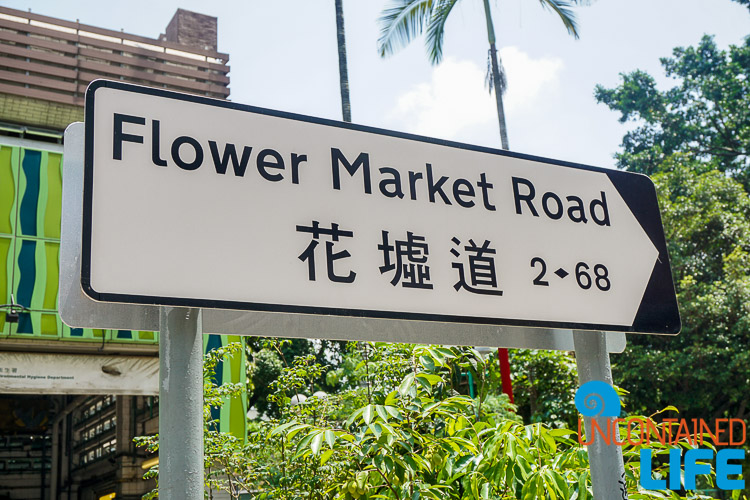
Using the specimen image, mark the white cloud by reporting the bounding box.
[501,47,564,114]
[388,48,564,142]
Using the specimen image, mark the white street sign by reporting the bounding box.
[81,81,680,334]
[0,352,158,395]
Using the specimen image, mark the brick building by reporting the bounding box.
[0,7,245,499]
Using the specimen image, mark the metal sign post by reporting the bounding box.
[158,307,204,499]
[574,331,628,500]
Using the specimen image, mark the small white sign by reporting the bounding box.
[0,352,158,395]
[82,81,680,334]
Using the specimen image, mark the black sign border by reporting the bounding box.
[82,79,681,335]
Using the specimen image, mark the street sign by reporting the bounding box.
[82,80,679,334]
[62,121,628,351]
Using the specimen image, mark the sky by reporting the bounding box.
[5,0,750,169]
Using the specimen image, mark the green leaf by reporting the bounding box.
[379,422,396,437]
[345,407,365,428]
[286,423,311,440]
[376,405,389,422]
[426,347,445,366]
[421,373,443,385]
[548,470,569,499]
[660,405,679,413]
[384,390,398,406]
[386,407,403,422]
[549,429,576,437]
[541,431,557,453]
[415,374,432,392]
[291,446,312,461]
[363,404,375,425]
[437,439,458,454]
[356,470,368,489]
[465,354,478,372]
[411,453,430,472]
[470,475,480,498]
[451,436,479,453]
[455,415,468,431]
[296,432,316,454]
[403,454,418,473]
[542,471,558,500]
[480,482,490,499]
[377,0,434,58]
[453,454,474,473]
[398,373,415,396]
[320,448,334,464]
[576,471,590,500]
[383,455,395,474]
[435,347,454,358]
[324,429,336,449]
[310,432,324,455]
[338,433,355,443]
[419,355,435,371]
[521,473,541,500]
[268,421,296,437]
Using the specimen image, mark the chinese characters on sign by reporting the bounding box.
[296,222,503,296]
[378,230,432,289]
[296,221,356,283]
[451,238,503,296]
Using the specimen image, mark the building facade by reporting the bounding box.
[0,5,229,131]
[0,7,245,500]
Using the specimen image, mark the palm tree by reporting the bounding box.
[335,0,352,122]
[378,0,582,150]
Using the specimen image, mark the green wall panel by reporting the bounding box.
[17,148,62,240]
[204,334,247,440]
[11,238,59,312]
[1,235,12,331]
[112,330,157,341]
[42,152,63,239]
[0,146,19,236]
[11,311,61,336]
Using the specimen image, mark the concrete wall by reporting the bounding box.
[0,94,83,131]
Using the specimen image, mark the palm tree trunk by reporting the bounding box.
[335,0,352,123]
[482,0,509,150]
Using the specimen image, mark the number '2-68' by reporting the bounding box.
[530,258,611,291]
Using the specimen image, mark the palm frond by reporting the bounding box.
[537,0,580,39]
[424,0,460,65]
[378,0,435,58]
[485,49,507,96]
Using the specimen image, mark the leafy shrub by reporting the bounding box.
[136,341,733,499]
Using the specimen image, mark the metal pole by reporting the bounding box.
[50,419,59,500]
[497,348,514,403]
[573,330,628,500]
[159,307,204,499]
